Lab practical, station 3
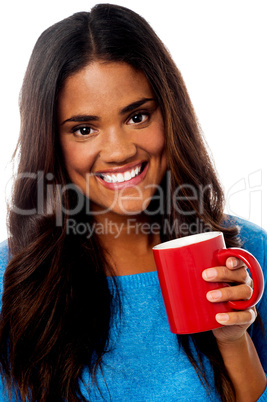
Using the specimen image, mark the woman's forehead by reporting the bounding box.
[58,61,154,120]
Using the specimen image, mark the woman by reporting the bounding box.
[0,4,266,401]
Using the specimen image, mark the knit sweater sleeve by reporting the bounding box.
[232,217,267,401]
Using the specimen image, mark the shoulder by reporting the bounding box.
[226,216,267,268]
[235,216,267,248]
[0,239,9,295]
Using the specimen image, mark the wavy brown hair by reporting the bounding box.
[0,4,242,401]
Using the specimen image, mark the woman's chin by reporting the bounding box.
[115,199,152,217]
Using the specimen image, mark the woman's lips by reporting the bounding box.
[95,161,148,190]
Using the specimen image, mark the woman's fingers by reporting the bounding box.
[215,307,257,326]
[225,256,245,270]
[206,283,253,302]
[203,257,254,307]
[206,258,257,342]
[202,264,248,284]
[225,257,253,286]
[202,257,253,290]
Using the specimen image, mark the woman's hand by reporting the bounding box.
[202,257,256,344]
[203,257,267,400]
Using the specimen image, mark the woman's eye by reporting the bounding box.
[128,112,149,125]
[73,126,95,137]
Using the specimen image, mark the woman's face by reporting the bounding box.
[58,61,167,216]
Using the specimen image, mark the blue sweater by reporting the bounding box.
[1,217,267,401]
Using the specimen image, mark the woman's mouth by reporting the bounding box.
[95,162,148,189]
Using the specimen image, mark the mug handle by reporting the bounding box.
[216,248,264,310]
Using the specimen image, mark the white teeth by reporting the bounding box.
[117,173,124,183]
[124,171,131,181]
[105,174,112,183]
[111,174,118,183]
[100,164,144,184]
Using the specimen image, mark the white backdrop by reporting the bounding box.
[0,0,266,242]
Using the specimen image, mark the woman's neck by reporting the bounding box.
[93,212,161,276]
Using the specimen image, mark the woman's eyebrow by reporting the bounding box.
[61,115,99,125]
[61,98,155,126]
[120,98,155,115]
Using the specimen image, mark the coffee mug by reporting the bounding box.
[152,232,264,334]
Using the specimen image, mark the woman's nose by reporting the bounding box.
[100,128,137,163]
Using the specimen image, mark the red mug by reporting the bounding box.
[152,232,264,334]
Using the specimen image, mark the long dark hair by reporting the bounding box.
[0,4,241,401]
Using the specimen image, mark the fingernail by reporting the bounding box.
[216,313,229,323]
[229,258,238,268]
[203,268,217,280]
[207,290,222,301]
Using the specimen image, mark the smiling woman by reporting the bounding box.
[0,4,267,402]
[58,61,166,216]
